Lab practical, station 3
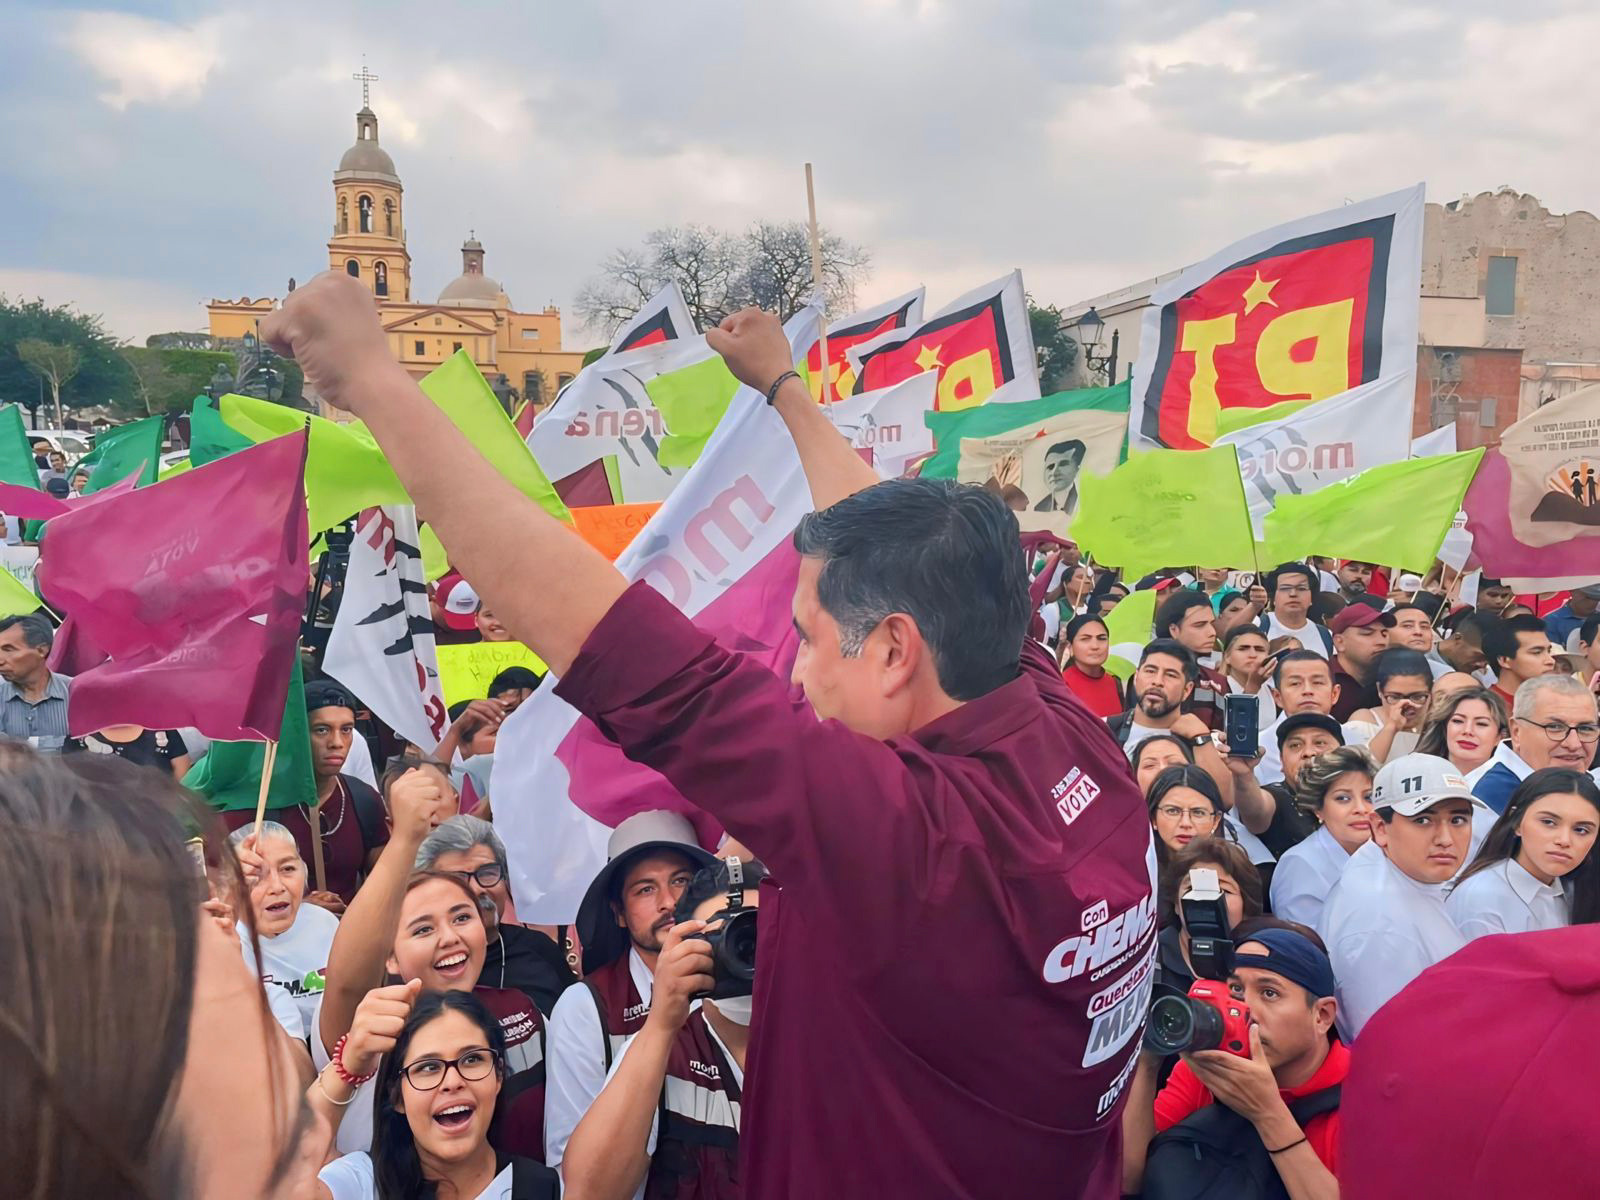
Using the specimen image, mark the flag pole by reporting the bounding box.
[309,795,328,896]
[251,739,279,841]
[805,162,833,422]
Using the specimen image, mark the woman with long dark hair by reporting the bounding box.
[1448,768,1600,939]
[1146,765,1229,871]
[314,990,559,1199]
[1057,614,1123,719]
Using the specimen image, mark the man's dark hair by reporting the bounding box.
[488,666,540,695]
[1443,608,1493,641]
[792,478,1030,701]
[1138,637,1199,683]
[1373,647,1432,691]
[1154,589,1214,640]
[446,699,472,723]
[674,857,770,922]
[0,613,53,652]
[1484,613,1548,677]
[1266,561,1317,596]
[1388,601,1428,622]
[1409,591,1445,621]
[1580,613,1600,649]
[1044,439,1086,463]
[1273,649,1331,690]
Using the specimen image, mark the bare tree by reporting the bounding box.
[576,221,871,337]
[16,339,79,426]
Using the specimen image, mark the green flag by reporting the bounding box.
[1103,588,1158,679]
[0,406,42,489]
[1072,445,1257,577]
[82,415,164,493]
[417,351,571,523]
[921,381,1130,479]
[644,354,741,468]
[182,658,316,812]
[1214,395,1315,439]
[1262,449,1485,571]
[189,397,255,467]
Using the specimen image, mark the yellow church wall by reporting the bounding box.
[206,298,277,340]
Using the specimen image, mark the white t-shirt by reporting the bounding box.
[318,1153,514,1200]
[1446,857,1570,940]
[1320,840,1465,1040]
[240,902,340,1035]
[1340,721,1421,764]
[1226,676,1278,727]
[344,733,377,789]
[1122,718,1178,758]
[312,992,378,1156]
[545,947,654,1170]
[240,936,308,1041]
[1263,614,1328,656]
[1269,825,1353,930]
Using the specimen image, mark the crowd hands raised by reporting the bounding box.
[7,270,1600,1199]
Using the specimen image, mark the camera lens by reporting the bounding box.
[718,908,758,981]
[1143,995,1226,1054]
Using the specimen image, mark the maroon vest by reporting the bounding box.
[477,984,547,1163]
[584,953,650,1068]
[645,1009,742,1200]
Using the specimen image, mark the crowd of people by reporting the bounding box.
[6,272,1600,1199]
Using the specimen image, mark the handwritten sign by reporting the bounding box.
[569,502,662,561]
[437,641,548,706]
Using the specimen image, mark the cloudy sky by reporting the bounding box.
[2,0,1596,345]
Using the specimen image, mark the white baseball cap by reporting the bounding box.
[1371,753,1488,817]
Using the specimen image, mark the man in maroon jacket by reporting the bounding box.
[265,273,1156,1199]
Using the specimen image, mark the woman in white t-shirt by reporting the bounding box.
[1447,768,1600,940]
[1269,746,1377,929]
[314,989,559,1200]
[229,821,340,1034]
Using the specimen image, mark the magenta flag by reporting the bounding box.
[38,432,310,740]
[1464,448,1600,589]
[0,472,140,520]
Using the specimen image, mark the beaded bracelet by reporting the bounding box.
[765,370,800,406]
[331,1033,377,1087]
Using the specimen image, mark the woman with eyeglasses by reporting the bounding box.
[1467,675,1600,818]
[1268,747,1378,929]
[314,989,560,1199]
[416,814,575,1015]
[314,770,548,1161]
[1146,765,1229,871]
[1341,648,1433,764]
[1447,769,1600,941]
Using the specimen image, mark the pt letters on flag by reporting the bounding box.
[1132,185,1423,450]
[806,288,924,405]
[850,270,1039,412]
[323,506,448,753]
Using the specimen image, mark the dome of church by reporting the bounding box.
[336,108,399,183]
[438,272,508,306]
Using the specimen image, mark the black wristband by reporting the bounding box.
[765,369,800,406]
[1267,1136,1308,1155]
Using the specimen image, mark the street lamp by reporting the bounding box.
[1073,307,1120,386]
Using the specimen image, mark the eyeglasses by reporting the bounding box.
[452,862,505,889]
[1380,691,1430,706]
[1517,717,1600,744]
[400,1047,500,1091]
[1156,805,1221,824]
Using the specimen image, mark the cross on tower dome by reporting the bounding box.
[352,58,379,109]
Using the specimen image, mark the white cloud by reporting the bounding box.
[0,267,207,343]
[62,12,224,111]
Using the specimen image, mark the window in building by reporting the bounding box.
[1485,255,1517,316]
[1480,396,1498,426]
[453,341,463,352]
[520,328,540,341]
[523,370,544,401]
[434,317,442,326]
[346,259,360,278]
[338,196,349,235]
[557,373,575,390]
[374,262,388,297]
[359,194,373,234]
[414,340,425,356]
[384,198,395,236]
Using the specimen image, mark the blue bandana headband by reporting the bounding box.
[1232,927,1337,1000]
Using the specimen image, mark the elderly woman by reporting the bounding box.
[227,820,341,1037]
[415,814,574,1015]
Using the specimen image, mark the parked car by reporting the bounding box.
[26,429,94,462]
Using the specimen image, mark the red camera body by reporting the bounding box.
[1187,979,1251,1058]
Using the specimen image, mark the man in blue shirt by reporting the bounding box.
[1542,584,1600,651]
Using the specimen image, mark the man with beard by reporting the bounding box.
[543,811,717,1175]
[1108,639,1214,758]
[1335,560,1376,603]
[1328,605,1392,722]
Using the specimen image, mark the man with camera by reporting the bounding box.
[1319,753,1483,1039]
[562,859,765,1200]
[1122,916,1344,1200]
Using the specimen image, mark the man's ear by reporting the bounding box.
[875,613,923,697]
[1313,995,1338,1038]
[1369,814,1391,849]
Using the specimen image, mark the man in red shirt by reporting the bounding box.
[1122,927,1346,1196]
[265,276,1155,1198]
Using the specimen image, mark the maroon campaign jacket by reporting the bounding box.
[557,583,1155,1199]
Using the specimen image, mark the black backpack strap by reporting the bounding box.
[1287,1082,1341,1127]
[584,979,613,1073]
[507,1154,562,1200]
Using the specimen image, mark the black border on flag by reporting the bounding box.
[850,291,1015,396]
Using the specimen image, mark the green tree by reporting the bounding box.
[1028,300,1080,393]
[0,296,132,417]
[16,339,80,426]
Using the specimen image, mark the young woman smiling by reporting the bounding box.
[1448,768,1600,939]
[1415,687,1509,776]
[1269,748,1378,929]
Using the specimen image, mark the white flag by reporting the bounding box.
[826,372,938,479]
[1218,373,1415,532]
[1411,423,1458,458]
[324,506,448,754]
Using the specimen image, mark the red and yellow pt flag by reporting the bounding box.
[806,288,923,405]
[1133,185,1423,450]
[849,270,1039,412]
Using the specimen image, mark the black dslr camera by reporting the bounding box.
[1144,869,1250,1058]
[1178,867,1235,983]
[691,857,760,1000]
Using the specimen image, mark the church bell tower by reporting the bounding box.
[327,61,411,302]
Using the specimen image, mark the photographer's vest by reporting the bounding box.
[645,1009,742,1200]
[477,984,548,1163]
[583,954,652,1070]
